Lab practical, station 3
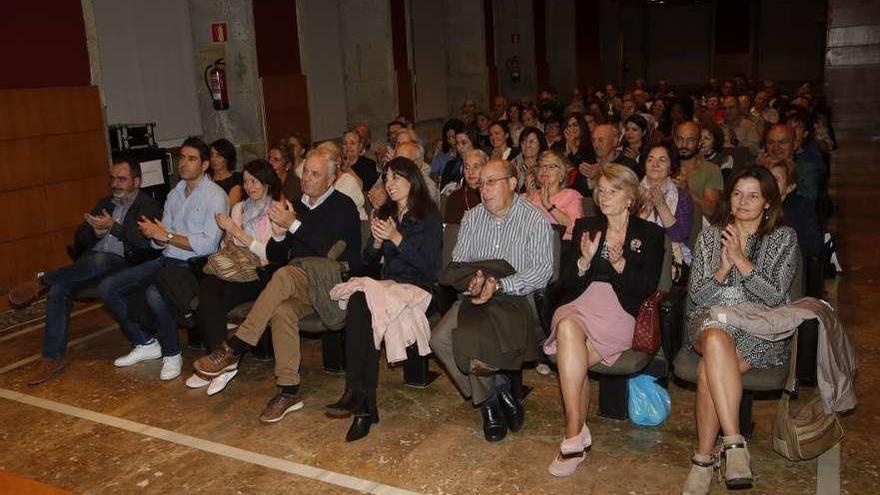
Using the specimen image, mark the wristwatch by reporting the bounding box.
[165,232,174,242]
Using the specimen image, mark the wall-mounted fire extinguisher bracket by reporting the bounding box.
[204,58,230,110]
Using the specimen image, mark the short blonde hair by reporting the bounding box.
[592,163,641,215]
[537,150,572,187]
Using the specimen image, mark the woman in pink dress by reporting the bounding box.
[544,164,665,477]
[526,150,584,246]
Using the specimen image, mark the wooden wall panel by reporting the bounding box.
[0,87,102,140]
[0,130,107,192]
[0,86,108,290]
[261,75,311,145]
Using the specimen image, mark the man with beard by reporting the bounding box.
[11,154,162,385]
[673,121,723,219]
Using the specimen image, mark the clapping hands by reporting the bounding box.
[85,209,113,234]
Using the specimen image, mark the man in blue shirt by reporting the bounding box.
[99,137,228,381]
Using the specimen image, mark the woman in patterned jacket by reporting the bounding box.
[681,166,800,494]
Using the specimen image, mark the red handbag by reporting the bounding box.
[631,290,666,354]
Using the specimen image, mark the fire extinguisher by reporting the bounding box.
[204,58,229,110]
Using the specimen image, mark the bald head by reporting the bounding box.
[674,121,701,160]
[592,124,619,160]
[395,141,423,162]
[766,124,795,162]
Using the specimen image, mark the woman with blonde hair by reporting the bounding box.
[544,164,665,477]
[526,150,584,244]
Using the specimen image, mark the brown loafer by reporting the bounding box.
[26,358,65,386]
[9,279,48,309]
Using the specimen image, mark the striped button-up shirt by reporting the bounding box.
[452,195,553,296]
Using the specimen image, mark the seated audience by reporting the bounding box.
[475,112,492,150]
[699,121,735,180]
[720,96,760,155]
[522,105,543,132]
[268,141,301,202]
[639,142,695,275]
[681,167,799,493]
[787,111,826,201]
[513,126,548,193]
[431,119,465,176]
[526,150,584,244]
[768,160,823,259]
[544,164,664,477]
[325,157,442,441]
[13,155,162,385]
[620,114,651,163]
[286,132,309,179]
[209,138,243,205]
[342,130,379,192]
[757,123,822,201]
[506,103,524,144]
[492,94,508,121]
[440,127,479,192]
[445,149,486,224]
[100,137,228,381]
[430,158,553,443]
[319,141,367,220]
[577,124,642,191]
[673,121,723,219]
[488,120,518,161]
[188,159,281,393]
[395,141,439,205]
[193,148,362,423]
[555,113,596,196]
[544,116,563,149]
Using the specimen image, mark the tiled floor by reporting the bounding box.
[0,139,874,494]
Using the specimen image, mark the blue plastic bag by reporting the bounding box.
[627,374,671,426]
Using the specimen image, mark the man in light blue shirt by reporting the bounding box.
[99,137,228,380]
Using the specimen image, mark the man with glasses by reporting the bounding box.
[673,121,723,218]
[11,154,162,385]
[430,158,553,442]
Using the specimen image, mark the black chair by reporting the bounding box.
[587,235,674,420]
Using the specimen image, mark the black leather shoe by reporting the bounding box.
[498,390,525,432]
[481,400,508,442]
[345,413,376,442]
[325,387,357,417]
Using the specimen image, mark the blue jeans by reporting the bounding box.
[98,256,188,357]
[40,251,128,360]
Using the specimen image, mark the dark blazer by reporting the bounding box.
[363,209,442,289]
[266,190,363,270]
[560,215,665,317]
[783,193,823,258]
[73,191,163,265]
[352,156,379,192]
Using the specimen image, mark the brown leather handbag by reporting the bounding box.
[772,332,845,461]
[631,290,665,354]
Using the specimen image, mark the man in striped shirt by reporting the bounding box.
[430,158,553,442]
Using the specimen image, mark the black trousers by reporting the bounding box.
[344,292,380,390]
[196,274,266,352]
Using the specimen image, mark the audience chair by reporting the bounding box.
[672,253,808,438]
[587,235,674,420]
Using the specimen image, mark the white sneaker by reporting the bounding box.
[114,341,162,367]
[206,369,239,396]
[185,373,211,388]
[160,354,183,381]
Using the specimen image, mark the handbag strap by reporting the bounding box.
[783,330,799,394]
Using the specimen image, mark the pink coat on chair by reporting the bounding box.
[329,277,432,363]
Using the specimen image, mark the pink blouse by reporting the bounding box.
[527,188,584,240]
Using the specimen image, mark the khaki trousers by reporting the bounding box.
[429,301,496,405]
[234,266,313,386]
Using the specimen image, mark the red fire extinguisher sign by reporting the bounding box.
[211,22,228,43]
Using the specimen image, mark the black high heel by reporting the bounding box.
[345,389,379,442]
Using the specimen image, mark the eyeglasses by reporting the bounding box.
[477,175,513,187]
[109,175,132,183]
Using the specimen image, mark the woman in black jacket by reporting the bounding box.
[326,157,443,442]
[544,164,665,477]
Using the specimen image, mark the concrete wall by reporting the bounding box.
[546,0,577,98]
[188,0,265,163]
[444,0,489,116]
[493,0,536,101]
